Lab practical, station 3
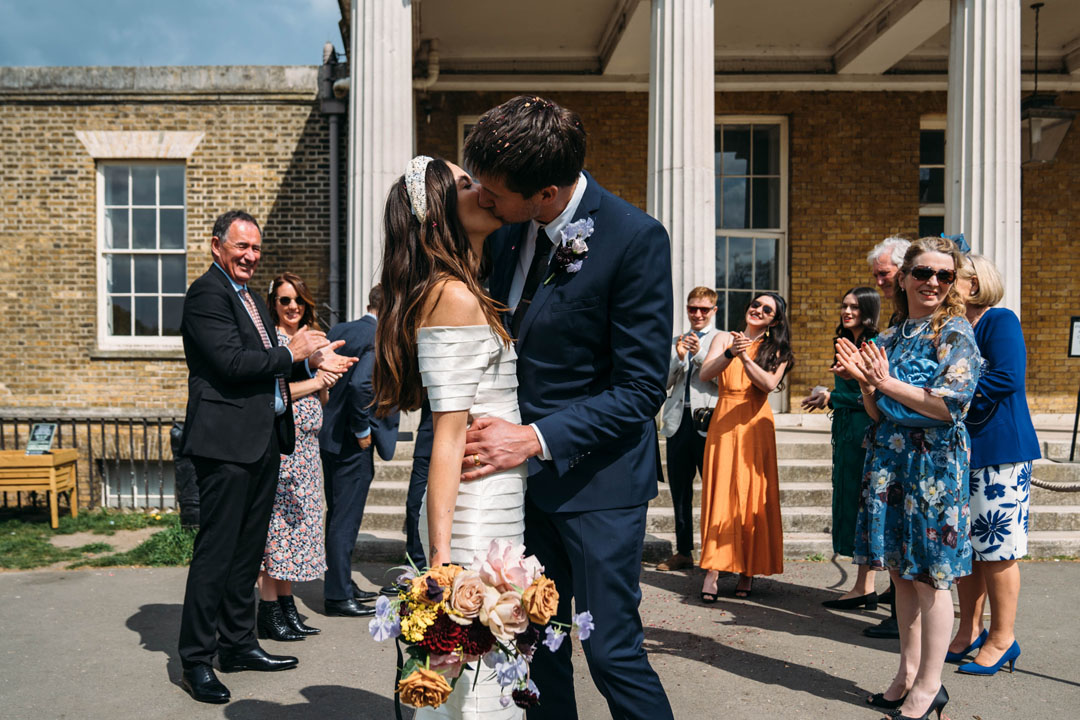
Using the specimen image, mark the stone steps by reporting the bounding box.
[356,426,1080,562]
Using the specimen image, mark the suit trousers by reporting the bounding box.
[524,497,673,720]
[322,445,375,601]
[666,408,706,556]
[404,454,429,568]
[178,430,280,669]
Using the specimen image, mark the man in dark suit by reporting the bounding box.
[462,97,674,720]
[177,210,355,704]
[319,284,400,616]
[402,401,432,571]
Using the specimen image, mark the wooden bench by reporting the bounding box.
[0,449,79,528]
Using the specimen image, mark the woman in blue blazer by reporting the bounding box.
[947,254,1040,675]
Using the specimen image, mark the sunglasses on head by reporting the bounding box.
[277,296,305,307]
[909,266,956,285]
[749,300,775,315]
[686,305,714,315]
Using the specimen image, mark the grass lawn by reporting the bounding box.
[0,507,195,570]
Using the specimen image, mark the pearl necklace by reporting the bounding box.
[901,318,930,339]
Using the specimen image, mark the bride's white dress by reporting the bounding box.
[416,325,526,720]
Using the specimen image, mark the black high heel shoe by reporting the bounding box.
[823,591,878,610]
[866,690,907,710]
[884,685,948,720]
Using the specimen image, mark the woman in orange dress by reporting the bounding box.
[697,292,794,600]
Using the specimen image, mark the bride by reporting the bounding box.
[372,155,526,719]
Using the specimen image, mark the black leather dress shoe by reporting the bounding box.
[350,579,378,602]
[218,646,298,672]
[863,616,900,639]
[181,665,230,704]
[380,583,408,597]
[325,597,377,617]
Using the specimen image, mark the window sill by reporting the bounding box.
[90,347,186,361]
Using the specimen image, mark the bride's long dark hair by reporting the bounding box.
[372,159,510,418]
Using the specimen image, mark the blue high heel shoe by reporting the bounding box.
[945,628,987,662]
[957,640,1021,675]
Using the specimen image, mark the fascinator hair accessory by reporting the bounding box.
[405,155,434,224]
[941,232,971,254]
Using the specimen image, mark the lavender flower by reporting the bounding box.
[368,596,400,641]
[495,656,528,687]
[573,611,595,641]
[543,626,565,652]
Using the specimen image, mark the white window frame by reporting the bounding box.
[919,115,947,232]
[457,115,481,167]
[95,161,187,352]
[713,115,790,326]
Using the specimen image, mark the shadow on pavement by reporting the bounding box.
[226,685,409,720]
[644,625,871,708]
[126,602,183,682]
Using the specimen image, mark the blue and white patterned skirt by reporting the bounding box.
[969,461,1031,561]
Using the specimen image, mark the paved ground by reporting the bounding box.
[1,559,1077,720]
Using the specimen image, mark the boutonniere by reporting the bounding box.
[545,217,593,285]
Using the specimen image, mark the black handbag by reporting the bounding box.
[691,407,714,434]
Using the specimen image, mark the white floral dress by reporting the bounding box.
[853,316,982,589]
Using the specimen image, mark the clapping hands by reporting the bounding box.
[675,332,701,361]
[834,337,890,392]
[729,331,754,358]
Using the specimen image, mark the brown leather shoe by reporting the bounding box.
[656,553,694,571]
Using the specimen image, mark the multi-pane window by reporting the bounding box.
[458,115,480,166]
[919,120,946,237]
[714,118,787,331]
[98,163,186,347]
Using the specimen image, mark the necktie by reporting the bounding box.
[238,288,290,407]
[511,224,549,337]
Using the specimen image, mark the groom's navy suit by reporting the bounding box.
[489,172,674,720]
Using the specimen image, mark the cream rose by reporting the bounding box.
[480,589,529,642]
[447,570,486,625]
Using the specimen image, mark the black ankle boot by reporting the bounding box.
[257,600,305,641]
[277,595,320,635]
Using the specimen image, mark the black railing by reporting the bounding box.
[0,413,184,511]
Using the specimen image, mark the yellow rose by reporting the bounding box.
[520,575,560,625]
[398,668,453,709]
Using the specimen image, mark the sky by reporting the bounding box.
[0,0,345,67]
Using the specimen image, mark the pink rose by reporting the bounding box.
[447,570,487,626]
[473,539,545,592]
[428,651,465,680]
[480,589,529,642]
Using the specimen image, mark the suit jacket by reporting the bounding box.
[319,315,400,461]
[180,264,308,463]
[660,326,721,438]
[488,171,673,512]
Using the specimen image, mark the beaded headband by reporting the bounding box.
[404,155,434,224]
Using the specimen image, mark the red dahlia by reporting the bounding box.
[419,611,466,654]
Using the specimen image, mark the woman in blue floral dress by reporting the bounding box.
[836,236,981,720]
[256,273,339,641]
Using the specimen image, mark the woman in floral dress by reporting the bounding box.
[835,236,981,720]
[256,272,339,641]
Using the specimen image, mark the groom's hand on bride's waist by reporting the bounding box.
[461,417,542,481]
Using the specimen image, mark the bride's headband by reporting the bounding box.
[404,155,434,224]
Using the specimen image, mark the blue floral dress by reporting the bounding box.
[853,315,982,589]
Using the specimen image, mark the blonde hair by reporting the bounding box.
[892,236,967,341]
[687,286,718,304]
[957,252,1005,309]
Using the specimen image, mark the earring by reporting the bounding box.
[765,326,771,340]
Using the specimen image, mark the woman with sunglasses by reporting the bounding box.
[835,237,981,720]
[256,272,340,641]
[697,292,794,600]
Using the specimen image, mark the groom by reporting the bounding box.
[462,96,674,720]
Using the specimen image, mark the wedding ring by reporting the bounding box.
[472,453,481,467]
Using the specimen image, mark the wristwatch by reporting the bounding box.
[724,348,734,359]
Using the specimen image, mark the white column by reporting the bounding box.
[347,0,413,319]
[647,0,715,327]
[945,0,1022,314]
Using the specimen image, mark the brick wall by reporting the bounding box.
[417,89,1080,414]
[0,82,343,415]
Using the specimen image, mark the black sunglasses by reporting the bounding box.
[277,296,305,307]
[909,266,956,285]
[686,305,714,315]
[749,300,775,315]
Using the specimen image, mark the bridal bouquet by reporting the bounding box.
[370,539,594,710]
